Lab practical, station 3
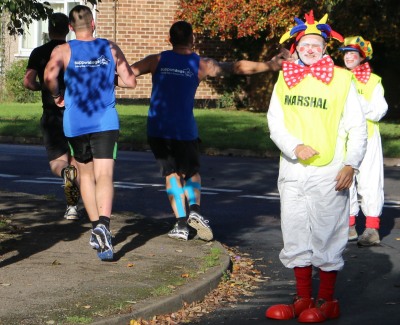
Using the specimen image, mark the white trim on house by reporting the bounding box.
[15,0,92,58]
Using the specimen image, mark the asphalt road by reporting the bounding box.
[0,143,399,325]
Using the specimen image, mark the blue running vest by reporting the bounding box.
[64,38,118,137]
[147,50,200,140]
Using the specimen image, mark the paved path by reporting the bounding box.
[0,191,230,325]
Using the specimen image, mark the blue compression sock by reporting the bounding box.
[166,177,186,217]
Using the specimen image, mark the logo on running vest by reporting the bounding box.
[74,55,110,68]
[284,95,328,110]
[160,67,194,78]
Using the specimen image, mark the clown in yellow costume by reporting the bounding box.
[339,36,388,246]
[265,10,367,323]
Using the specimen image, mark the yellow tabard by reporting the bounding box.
[353,73,381,138]
[275,67,354,166]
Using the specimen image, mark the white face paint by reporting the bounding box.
[296,34,326,66]
[343,50,362,70]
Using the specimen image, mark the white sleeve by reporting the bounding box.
[364,83,388,122]
[342,82,368,169]
[267,87,302,159]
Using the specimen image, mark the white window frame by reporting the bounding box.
[16,0,96,58]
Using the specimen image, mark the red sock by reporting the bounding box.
[366,216,380,229]
[349,215,356,227]
[294,266,312,298]
[318,269,338,301]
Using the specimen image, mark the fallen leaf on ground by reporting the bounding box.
[128,245,264,324]
[130,320,141,325]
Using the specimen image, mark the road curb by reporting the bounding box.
[91,241,232,325]
[383,157,400,167]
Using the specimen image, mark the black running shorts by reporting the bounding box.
[40,108,69,161]
[148,136,200,179]
[68,130,119,163]
[40,109,69,162]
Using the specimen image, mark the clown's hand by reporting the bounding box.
[294,144,319,160]
[335,165,354,191]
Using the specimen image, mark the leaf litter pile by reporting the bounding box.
[0,214,24,241]
[129,244,268,325]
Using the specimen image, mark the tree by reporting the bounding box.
[177,0,400,45]
[329,0,400,117]
[176,1,346,41]
[176,0,400,113]
[0,0,101,36]
[0,0,52,35]
[330,0,400,54]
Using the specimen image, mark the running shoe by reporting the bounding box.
[63,165,80,206]
[92,224,114,261]
[64,205,80,220]
[188,212,213,241]
[89,232,100,250]
[168,222,189,241]
[357,228,380,247]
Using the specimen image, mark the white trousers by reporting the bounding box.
[277,158,349,271]
[349,132,384,218]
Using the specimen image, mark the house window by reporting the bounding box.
[17,1,92,57]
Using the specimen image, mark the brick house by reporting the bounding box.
[0,0,223,104]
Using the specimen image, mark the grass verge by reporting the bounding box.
[0,102,399,157]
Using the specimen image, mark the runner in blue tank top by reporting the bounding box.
[147,50,200,141]
[63,38,119,137]
[44,5,137,261]
[118,21,290,241]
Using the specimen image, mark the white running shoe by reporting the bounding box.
[168,223,189,241]
[64,205,80,220]
[188,212,213,241]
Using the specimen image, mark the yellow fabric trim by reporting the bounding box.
[275,67,353,166]
[354,73,381,138]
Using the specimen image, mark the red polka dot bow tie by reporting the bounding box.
[282,56,335,88]
[351,62,371,84]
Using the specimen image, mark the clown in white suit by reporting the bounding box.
[339,36,388,246]
[265,11,367,323]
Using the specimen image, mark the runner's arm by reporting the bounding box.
[116,54,159,87]
[23,69,41,91]
[199,48,291,80]
[44,45,65,107]
[110,41,137,88]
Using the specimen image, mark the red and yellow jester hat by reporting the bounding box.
[280,10,344,53]
[339,36,373,61]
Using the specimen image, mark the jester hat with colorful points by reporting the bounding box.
[339,36,373,61]
[280,10,344,53]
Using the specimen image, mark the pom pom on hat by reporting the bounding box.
[339,36,373,61]
[280,10,343,53]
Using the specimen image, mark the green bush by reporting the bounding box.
[218,91,236,109]
[217,88,249,110]
[4,59,41,103]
